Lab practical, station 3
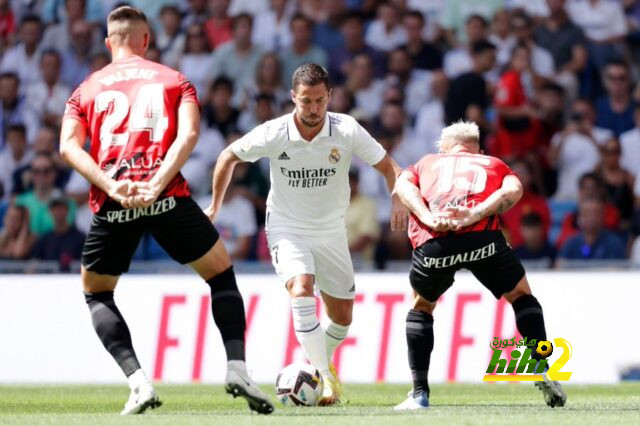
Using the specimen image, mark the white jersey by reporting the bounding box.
[231,111,386,233]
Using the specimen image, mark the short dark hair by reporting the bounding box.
[605,58,629,72]
[466,13,488,28]
[0,72,19,83]
[211,76,234,93]
[541,82,565,97]
[290,12,312,29]
[160,4,181,17]
[404,10,424,24]
[291,63,330,91]
[108,5,148,26]
[232,13,253,29]
[471,40,496,55]
[7,123,26,137]
[521,212,543,227]
[20,14,41,27]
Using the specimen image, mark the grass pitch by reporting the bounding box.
[0,383,638,425]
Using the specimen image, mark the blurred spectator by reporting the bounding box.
[384,47,431,118]
[595,60,636,137]
[179,23,214,96]
[489,9,516,70]
[619,104,640,202]
[440,0,503,46]
[365,1,407,52]
[514,212,556,265]
[311,0,345,53]
[243,52,288,109]
[41,0,98,54]
[211,13,265,106]
[0,15,42,90]
[252,0,293,52]
[492,43,538,161]
[508,0,549,18]
[346,167,379,262]
[89,51,109,72]
[327,85,355,115]
[501,160,551,247]
[31,193,85,270]
[0,73,33,149]
[203,76,240,138]
[0,203,35,259]
[400,9,442,71]
[535,82,566,152]
[631,235,640,266]
[595,138,635,225]
[25,49,71,130]
[59,20,95,88]
[443,14,488,79]
[129,1,180,28]
[555,172,621,248]
[444,40,496,130]
[204,0,233,50]
[64,169,91,234]
[279,13,327,87]
[557,197,626,261]
[534,0,587,102]
[198,183,257,260]
[14,154,76,236]
[41,0,102,25]
[329,11,385,84]
[238,92,276,132]
[510,11,554,93]
[156,5,186,70]
[567,0,628,69]
[229,0,270,16]
[414,69,448,154]
[345,53,385,120]
[549,98,613,201]
[0,124,32,201]
[0,0,16,52]
[183,0,209,28]
[406,0,444,42]
[374,101,422,167]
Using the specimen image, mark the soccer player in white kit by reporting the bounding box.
[205,64,408,405]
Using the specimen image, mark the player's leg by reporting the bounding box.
[81,209,157,415]
[151,197,273,414]
[320,291,353,362]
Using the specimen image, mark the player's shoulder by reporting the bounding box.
[259,113,290,141]
[327,111,359,135]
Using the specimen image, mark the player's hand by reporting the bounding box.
[419,213,454,232]
[390,195,409,231]
[123,181,161,208]
[202,203,218,222]
[107,179,134,206]
[447,206,480,230]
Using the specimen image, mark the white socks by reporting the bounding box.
[127,369,149,390]
[322,317,350,361]
[291,297,330,376]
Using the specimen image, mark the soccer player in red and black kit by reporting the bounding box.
[392,121,566,410]
[59,6,273,415]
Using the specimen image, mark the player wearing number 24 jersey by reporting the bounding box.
[392,121,566,411]
[59,6,273,416]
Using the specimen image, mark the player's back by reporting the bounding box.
[65,55,198,212]
[407,152,515,246]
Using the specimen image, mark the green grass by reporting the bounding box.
[0,383,638,425]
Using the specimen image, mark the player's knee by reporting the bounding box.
[329,308,352,326]
[503,277,532,304]
[286,277,314,298]
[81,269,118,293]
[412,295,436,314]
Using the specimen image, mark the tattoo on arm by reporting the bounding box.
[496,199,514,214]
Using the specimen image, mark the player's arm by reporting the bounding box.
[394,170,452,232]
[59,118,132,206]
[133,102,200,207]
[450,174,523,230]
[373,154,409,231]
[204,146,243,221]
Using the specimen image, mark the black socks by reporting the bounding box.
[406,309,434,398]
[512,295,547,359]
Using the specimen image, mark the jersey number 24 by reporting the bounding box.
[94,83,168,151]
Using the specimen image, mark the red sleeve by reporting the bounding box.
[178,73,199,107]
[406,164,420,186]
[63,86,88,129]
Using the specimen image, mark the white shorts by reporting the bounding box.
[266,227,356,300]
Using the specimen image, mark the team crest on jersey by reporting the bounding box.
[329,148,340,164]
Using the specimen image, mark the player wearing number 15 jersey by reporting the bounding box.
[392,121,566,410]
[59,6,273,416]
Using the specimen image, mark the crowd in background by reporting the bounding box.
[1,0,640,271]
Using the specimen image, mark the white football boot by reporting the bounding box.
[120,370,161,415]
[225,361,274,414]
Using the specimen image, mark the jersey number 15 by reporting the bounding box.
[431,156,491,194]
[95,83,168,151]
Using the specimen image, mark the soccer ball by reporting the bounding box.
[275,363,323,406]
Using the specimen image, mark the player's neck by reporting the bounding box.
[293,112,325,142]
[110,47,144,62]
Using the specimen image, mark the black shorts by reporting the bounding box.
[410,230,525,302]
[82,196,219,275]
